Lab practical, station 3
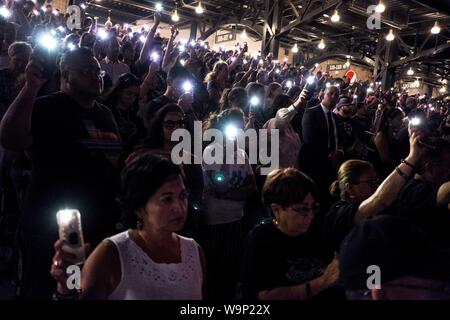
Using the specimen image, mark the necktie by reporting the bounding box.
[327,111,336,152]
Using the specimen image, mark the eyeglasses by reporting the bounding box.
[163,120,185,128]
[68,67,106,78]
[355,178,380,188]
[287,203,321,217]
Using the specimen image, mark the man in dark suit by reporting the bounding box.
[299,86,343,201]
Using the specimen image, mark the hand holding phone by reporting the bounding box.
[56,209,86,265]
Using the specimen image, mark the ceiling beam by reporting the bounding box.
[277,0,340,37]
[391,42,450,67]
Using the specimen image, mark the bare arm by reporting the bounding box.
[234,59,257,88]
[0,55,47,150]
[436,182,450,208]
[374,133,392,164]
[162,27,178,73]
[138,12,161,65]
[80,240,121,300]
[355,130,425,223]
[258,256,339,300]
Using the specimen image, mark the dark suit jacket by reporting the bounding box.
[299,104,343,183]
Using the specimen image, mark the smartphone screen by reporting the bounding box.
[56,209,86,265]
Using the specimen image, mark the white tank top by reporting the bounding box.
[107,230,203,300]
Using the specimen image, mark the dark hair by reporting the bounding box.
[59,46,95,72]
[101,73,140,114]
[220,87,247,111]
[120,153,183,228]
[167,65,192,85]
[376,107,404,135]
[120,41,134,54]
[143,103,184,149]
[262,168,318,217]
[416,137,450,174]
[80,32,96,48]
[203,107,244,132]
[269,94,293,119]
[245,82,264,97]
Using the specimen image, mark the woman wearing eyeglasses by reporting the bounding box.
[127,103,204,238]
[241,168,340,300]
[324,129,426,252]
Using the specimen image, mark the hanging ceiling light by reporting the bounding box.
[195,2,204,14]
[375,0,385,13]
[240,29,248,40]
[386,29,395,41]
[318,38,325,49]
[292,43,299,53]
[331,9,340,22]
[407,67,414,76]
[171,9,180,22]
[155,2,163,12]
[431,21,441,34]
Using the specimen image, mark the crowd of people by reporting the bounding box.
[0,0,449,300]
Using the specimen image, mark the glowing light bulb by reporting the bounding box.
[375,1,385,13]
[318,39,325,49]
[386,29,395,41]
[407,67,414,76]
[292,43,299,53]
[155,2,163,12]
[431,21,441,34]
[172,9,180,22]
[240,29,248,40]
[195,2,204,14]
[331,10,340,22]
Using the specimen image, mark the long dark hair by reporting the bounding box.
[376,107,404,137]
[143,103,184,149]
[101,73,140,115]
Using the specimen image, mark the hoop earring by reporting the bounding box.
[137,217,143,230]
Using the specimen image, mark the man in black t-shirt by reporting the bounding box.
[0,47,122,299]
[392,138,450,248]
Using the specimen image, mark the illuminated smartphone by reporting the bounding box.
[56,209,86,265]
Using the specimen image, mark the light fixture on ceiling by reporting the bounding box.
[376,0,385,13]
[172,9,180,22]
[431,21,441,34]
[240,29,248,40]
[386,29,395,41]
[318,38,325,49]
[331,9,340,22]
[195,2,204,14]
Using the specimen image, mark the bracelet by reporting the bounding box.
[52,290,79,301]
[395,166,409,180]
[305,281,312,300]
[401,159,416,170]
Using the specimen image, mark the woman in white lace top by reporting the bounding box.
[51,153,206,299]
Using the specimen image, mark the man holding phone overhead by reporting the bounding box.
[0,47,122,299]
